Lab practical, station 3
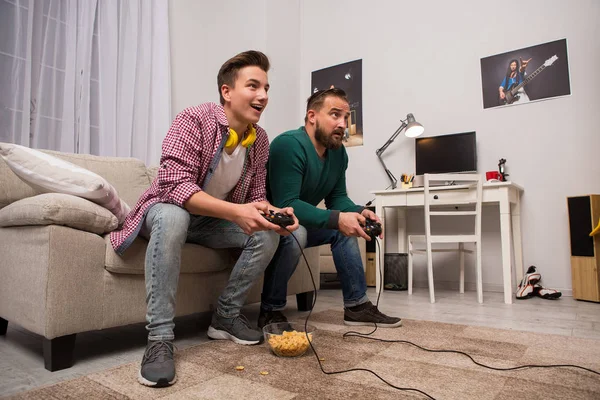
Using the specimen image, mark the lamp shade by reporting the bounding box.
[404,113,424,138]
[375,112,425,190]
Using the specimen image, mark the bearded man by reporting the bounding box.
[258,88,402,329]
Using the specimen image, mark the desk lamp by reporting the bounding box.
[375,113,424,189]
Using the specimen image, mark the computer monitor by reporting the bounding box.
[415,131,477,175]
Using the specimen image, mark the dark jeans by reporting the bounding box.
[261,225,368,311]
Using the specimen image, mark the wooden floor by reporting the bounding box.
[1,287,599,397]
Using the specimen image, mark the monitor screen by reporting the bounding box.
[415,132,477,175]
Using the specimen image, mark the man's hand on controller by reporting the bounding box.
[361,209,383,239]
[339,212,372,240]
[268,206,299,236]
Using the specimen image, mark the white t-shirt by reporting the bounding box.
[203,144,247,200]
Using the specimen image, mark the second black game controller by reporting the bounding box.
[363,218,382,238]
[263,210,294,227]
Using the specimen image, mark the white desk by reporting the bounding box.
[371,182,524,304]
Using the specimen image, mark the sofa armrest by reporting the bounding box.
[0,225,106,339]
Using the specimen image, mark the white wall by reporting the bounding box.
[169,0,600,293]
[169,0,268,116]
[169,0,301,134]
[298,0,600,293]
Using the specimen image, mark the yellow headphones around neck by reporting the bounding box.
[225,125,256,149]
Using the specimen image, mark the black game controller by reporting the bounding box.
[363,218,382,238]
[263,210,294,227]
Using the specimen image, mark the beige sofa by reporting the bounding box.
[0,150,319,372]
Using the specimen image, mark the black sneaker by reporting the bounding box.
[138,340,177,387]
[207,313,263,345]
[344,301,402,328]
[257,309,290,330]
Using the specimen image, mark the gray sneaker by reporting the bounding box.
[138,340,177,387]
[207,313,263,345]
[344,301,403,328]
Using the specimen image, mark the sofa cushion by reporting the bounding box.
[0,143,131,223]
[0,193,118,234]
[104,235,236,275]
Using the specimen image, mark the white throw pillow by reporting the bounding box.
[0,142,130,224]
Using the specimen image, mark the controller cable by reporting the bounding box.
[279,226,600,400]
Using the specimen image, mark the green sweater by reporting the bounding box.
[267,127,363,229]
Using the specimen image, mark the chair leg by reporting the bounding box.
[476,241,483,303]
[458,243,465,294]
[43,334,76,371]
[408,242,413,295]
[0,317,7,335]
[426,243,435,303]
[296,291,314,311]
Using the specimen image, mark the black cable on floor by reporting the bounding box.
[281,227,600,399]
[350,240,600,377]
[344,330,600,376]
[286,229,437,400]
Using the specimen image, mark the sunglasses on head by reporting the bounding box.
[308,87,347,103]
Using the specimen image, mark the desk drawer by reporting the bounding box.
[406,188,476,206]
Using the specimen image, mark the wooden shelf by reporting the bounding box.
[567,195,600,302]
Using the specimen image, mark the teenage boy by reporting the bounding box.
[110,50,298,387]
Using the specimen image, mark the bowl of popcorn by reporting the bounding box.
[263,322,316,357]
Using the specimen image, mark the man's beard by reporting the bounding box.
[315,121,343,150]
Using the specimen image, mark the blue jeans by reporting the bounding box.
[261,225,369,311]
[140,203,279,341]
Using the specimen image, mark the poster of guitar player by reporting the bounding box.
[480,38,571,109]
[311,59,363,147]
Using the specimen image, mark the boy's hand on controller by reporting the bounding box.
[233,202,277,235]
[339,212,372,241]
[361,209,383,239]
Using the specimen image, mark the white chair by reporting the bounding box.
[407,173,483,303]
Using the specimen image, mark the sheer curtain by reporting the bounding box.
[0,0,170,165]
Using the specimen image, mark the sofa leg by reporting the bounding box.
[296,291,314,312]
[43,334,76,372]
[0,317,7,335]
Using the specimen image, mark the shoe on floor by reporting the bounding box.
[138,340,177,387]
[207,313,263,345]
[258,309,291,330]
[516,265,542,299]
[344,301,402,328]
[534,284,562,300]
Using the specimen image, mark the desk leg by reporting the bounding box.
[397,208,407,253]
[375,201,385,294]
[511,191,524,285]
[499,189,514,304]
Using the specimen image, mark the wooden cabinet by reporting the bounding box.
[567,195,600,302]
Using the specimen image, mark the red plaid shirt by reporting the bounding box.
[109,102,270,254]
